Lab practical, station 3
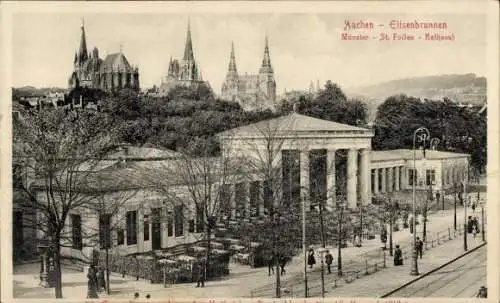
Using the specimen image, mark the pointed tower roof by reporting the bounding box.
[78,19,89,64]
[228,41,238,73]
[259,35,273,74]
[183,19,195,61]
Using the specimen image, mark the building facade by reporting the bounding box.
[220,38,277,111]
[159,22,211,96]
[68,22,140,93]
[17,115,471,261]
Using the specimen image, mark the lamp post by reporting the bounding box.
[481,204,485,242]
[411,127,430,276]
[337,201,345,277]
[454,182,457,230]
[463,181,468,251]
[318,247,326,297]
[302,192,308,298]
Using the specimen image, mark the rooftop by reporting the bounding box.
[371,149,469,162]
[219,113,373,138]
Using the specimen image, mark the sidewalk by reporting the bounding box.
[321,234,486,297]
[12,206,478,299]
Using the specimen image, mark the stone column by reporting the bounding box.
[381,168,387,193]
[387,167,394,192]
[347,149,358,209]
[373,169,379,195]
[395,166,400,191]
[359,149,371,206]
[300,149,310,209]
[326,149,336,208]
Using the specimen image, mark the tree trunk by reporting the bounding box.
[275,259,281,298]
[205,228,211,283]
[106,247,110,294]
[53,235,63,298]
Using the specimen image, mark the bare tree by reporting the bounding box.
[146,138,245,286]
[13,107,121,298]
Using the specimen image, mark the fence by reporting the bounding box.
[249,223,475,298]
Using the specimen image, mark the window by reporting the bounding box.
[71,214,82,250]
[13,164,23,188]
[188,219,195,233]
[167,212,173,237]
[174,205,184,237]
[143,214,150,241]
[99,214,111,249]
[13,211,23,246]
[126,211,137,245]
[426,170,436,186]
[408,169,416,186]
[117,229,124,245]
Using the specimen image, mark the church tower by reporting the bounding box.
[180,20,199,82]
[258,36,276,103]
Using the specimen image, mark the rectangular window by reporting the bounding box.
[196,207,204,233]
[126,211,137,245]
[408,169,415,186]
[13,211,24,246]
[117,229,124,245]
[71,214,82,250]
[174,205,184,237]
[13,164,23,189]
[426,169,436,186]
[188,219,195,233]
[143,215,150,241]
[167,212,173,237]
[99,214,111,249]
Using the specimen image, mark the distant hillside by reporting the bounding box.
[345,73,487,107]
[13,86,67,97]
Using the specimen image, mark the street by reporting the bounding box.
[387,244,486,297]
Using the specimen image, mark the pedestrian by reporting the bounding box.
[307,249,316,269]
[87,265,99,299]
[354,234,361,247]
[393,245,403,266]
[380,230,387,250]
[416,237,424,259]
[196,258,205,288]
[476,286,487,298]
[267,254,275,276]
[409,217,414,234]
[279,256,287,275]
[324,250,333,274]
[467,216,473,233]
[472,201,476,214]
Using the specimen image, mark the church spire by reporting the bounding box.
[183,19,195,61]
[78,18,88,64]
[262,35,272,68]
[228,41,237,74]
[259,35,273,74]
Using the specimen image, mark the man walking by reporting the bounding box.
[324,250,333,274]
[416,237,424,259]
[196,258,205,288]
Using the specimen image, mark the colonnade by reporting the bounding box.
[371,166,407,195]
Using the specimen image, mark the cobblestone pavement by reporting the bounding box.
[13,205,481,299]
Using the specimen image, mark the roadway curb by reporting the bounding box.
[380,241,487,298]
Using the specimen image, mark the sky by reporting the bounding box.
[12,12,487,94]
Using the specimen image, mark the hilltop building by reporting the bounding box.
[220,37,277,111]
[68,21,140,93]
[159,21,211,96]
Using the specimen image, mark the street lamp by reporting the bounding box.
[301,192,308,298]
[337,201,346,277]
[463,181,468,251]
[317,247,327,297]
[481,203,485,242]
[411,127,430,276]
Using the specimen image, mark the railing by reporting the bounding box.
[250,223,480,298]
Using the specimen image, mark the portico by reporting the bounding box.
[218,113,374,210]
